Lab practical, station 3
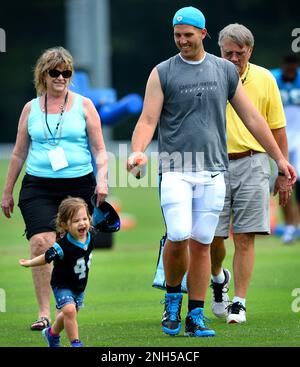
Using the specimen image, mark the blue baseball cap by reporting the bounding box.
[173,6,210,37]
[91,194,121,233]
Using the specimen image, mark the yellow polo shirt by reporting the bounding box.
[227,63,286,153]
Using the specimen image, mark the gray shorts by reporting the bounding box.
[215,153,271,238]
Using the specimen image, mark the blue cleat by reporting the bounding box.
[184,308,215,337]
[161,293,182,336]
[42,327,60,347]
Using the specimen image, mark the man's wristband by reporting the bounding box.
[278,171,285,177]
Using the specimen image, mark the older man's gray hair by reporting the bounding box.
[218,23,254,48]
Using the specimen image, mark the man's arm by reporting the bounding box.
[127,67,164,173]
[272,127,291,205]
[131,67,164,151]
[230,81,297,183]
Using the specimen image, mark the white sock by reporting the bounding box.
[212,269,225,284]
[232,296,246,308]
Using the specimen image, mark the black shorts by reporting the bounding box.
[18,173,96,240]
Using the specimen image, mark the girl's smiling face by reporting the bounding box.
[65,206,91,242]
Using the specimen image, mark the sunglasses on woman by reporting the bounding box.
[48,69,72,78]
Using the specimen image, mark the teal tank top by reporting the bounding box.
[26,93,93,178]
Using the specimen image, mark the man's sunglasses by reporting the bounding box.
[48,69,72,78]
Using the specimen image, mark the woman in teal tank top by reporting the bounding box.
[1,46,108,331]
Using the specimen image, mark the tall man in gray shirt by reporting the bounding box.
[127,6,296,338]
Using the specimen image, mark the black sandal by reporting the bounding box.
[30,316,50,331]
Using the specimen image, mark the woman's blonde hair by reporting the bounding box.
[33,46,74,96]
[56,197,91,235]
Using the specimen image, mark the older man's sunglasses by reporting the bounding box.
[48,69,72,78]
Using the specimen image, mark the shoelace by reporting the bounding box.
[226,302,246,314]
[161,297,180,321]
[190,312,212,328]
[210,281,229,302]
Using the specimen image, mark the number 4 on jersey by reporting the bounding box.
[74,253,92,279]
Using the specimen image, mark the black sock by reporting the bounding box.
[188,300,204,312]
[166,284,182,294]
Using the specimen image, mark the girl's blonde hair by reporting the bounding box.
[33,46,74,96]
[56,197,91,235]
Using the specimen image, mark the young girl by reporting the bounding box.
[19,197,95,347]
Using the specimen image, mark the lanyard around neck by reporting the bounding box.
[43,92,69,146]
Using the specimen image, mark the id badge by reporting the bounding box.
[47,146,69,171]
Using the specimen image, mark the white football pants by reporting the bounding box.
[160,171,226,245]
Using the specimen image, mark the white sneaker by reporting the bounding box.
[282,225,296,244]
[211,269,231,318]
[226,302,246,324]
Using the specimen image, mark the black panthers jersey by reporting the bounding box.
[45,231,95,292]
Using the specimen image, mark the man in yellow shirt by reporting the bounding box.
[210,23,290,323]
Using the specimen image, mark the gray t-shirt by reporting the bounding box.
[156,52,239,173]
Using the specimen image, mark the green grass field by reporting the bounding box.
[1,159,300,347]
